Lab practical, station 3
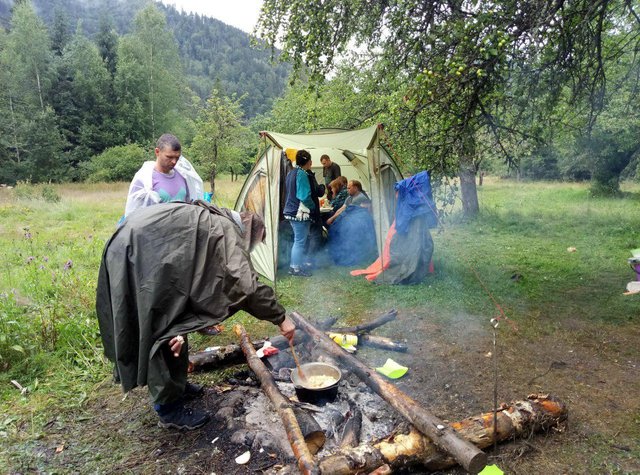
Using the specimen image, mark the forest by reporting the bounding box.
[0,0,639,215]
[0,0,288,186]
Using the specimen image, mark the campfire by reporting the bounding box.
[189,310,568,474]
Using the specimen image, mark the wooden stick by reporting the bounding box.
[290,339,307,381]
[234,324,318,475]
[330,309,397,334]
[290,311,487,474]
[318,394,567,474]
[358,335,407,352]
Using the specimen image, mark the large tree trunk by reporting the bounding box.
[459,152,479,217]
[318,394,567,474]
[289,312,487,474]
[234,324,319,475]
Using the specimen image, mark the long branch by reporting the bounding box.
[289,311,487,474]
[234,324,318,475]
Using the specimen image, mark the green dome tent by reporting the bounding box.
[235,124,403,281]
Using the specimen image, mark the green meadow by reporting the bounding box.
[0,178,638,473]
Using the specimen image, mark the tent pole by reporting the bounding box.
[264,136,278,291]
[376,128,386,283]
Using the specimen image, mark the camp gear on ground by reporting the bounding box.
[291,362,341,404]
[628,256,640,280]
[394,171,438,232]
[375,358,408,379]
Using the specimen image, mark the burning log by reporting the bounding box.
[290,311,487,474]
[339,404,363,449]
[234,324,319,475]
[330,309,397,334]
[189,316,338,372]
[318,394,567,474]
[293,407,326,455]
[358,335,407,352]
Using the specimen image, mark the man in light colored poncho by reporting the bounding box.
[124,133,204,218]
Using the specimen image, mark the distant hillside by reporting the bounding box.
[0,0,289,117]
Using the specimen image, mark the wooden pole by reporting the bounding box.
[358,335,407,352]
[318,394,567,474]
[330,309,397,334]
[290,311,487,474]
[234,324,318,475]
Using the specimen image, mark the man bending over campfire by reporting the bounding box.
[96,201,295,430]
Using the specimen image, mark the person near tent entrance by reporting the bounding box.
[321,176,348,226]
[320,154,341,200]
[283,149,317,277]
[304,163,326,268]
[329,177,348,211]
[326,179,371,226]
[326,180,377,266]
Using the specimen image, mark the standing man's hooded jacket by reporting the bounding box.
[96,202,284,402]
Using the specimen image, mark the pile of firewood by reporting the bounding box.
[190,310,568,474]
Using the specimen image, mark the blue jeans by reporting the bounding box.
[289,220,311,268]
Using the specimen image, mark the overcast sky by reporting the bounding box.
[160,0,264,33]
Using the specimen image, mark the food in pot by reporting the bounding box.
[304,374,337,389]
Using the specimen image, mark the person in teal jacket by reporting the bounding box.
[283,150,316,277]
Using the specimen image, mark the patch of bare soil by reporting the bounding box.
[15,310,639,474]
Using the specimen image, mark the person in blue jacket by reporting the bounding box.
[283,150,316,276]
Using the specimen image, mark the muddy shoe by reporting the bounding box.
[184,382,204,399]
[157,406,210,430]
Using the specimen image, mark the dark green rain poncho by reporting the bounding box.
[96,202,285,404]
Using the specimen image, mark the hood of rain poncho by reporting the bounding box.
[394,171,437,234]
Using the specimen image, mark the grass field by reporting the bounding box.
[0,177,638,473]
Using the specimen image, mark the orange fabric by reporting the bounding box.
[350,221,397,281]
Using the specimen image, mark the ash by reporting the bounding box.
[241,370,400,459]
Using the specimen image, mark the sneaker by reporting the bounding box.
[288,267,312,277]
[157,405,210,430]
[184,382,204,399]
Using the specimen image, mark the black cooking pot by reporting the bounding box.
[290,362,341,404]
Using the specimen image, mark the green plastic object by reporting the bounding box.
[479,464,504,475]
[631,248,640,257]
[375,358,408,379]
